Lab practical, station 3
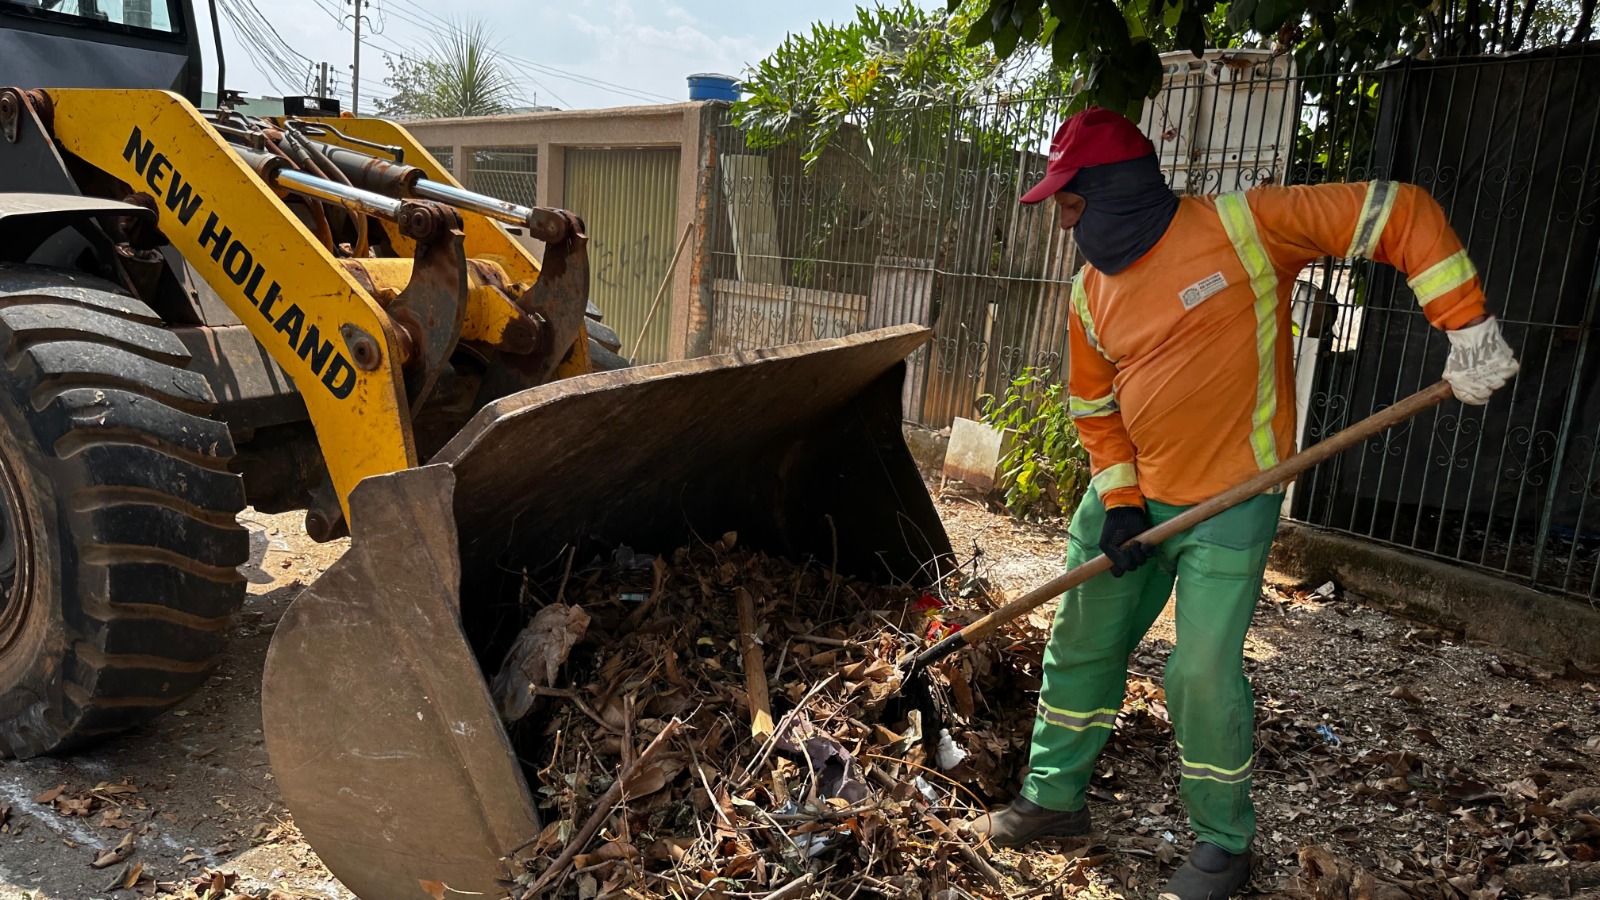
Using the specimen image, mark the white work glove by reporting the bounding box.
[1443,316,1520,405]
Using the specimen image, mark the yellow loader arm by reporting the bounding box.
[45,89,596,524]
[50,89,417,515]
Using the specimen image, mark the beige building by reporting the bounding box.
[405,103,723,364]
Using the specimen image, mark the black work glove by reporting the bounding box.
[1099,505,1152,577]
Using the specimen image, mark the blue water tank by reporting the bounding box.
[687,73,740,102]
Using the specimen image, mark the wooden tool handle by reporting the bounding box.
[915,380,1455,668]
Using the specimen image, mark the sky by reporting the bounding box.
[193,0,929,113]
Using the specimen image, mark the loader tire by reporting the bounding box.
[585,309,629,372]
[0,264,248,758]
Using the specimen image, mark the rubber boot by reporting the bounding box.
[965,796,1091,849]
[1161,842,1252,899]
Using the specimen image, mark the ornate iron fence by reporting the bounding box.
[706,44,1600,601]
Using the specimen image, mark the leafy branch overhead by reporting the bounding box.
[734,2,1028,166]
[957,0,1594,118]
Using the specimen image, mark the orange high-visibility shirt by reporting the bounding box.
[1068,182,1488,510]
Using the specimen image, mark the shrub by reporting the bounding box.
[979,367,1092,520]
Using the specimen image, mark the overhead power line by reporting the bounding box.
[350,15,571,109]
[380,0,677,104]
[216,0,318,94]
[302,0,671,109]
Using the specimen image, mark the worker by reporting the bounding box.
[966,107,1519,899]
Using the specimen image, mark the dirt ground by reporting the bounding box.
[0,510,353,900]
[0,488,1596,899]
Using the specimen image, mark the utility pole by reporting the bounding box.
[317,62,329,99]
[349,0,364,115]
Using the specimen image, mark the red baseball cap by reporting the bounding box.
[1020,107,1156,204]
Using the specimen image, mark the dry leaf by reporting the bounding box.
[418,880,447,900]
[33,784,65,804]
[90,832,135,869]
[573,840,640,868]
[1506,777,1542,800]
[648,836,694,862]
[491,604,591,721]
[1404,726,1442,747]
[622,756,685,798]
[1389,685,1423,704]
[1155,840,1177,864]
[1376,777,1413,793]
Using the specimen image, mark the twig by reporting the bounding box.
[529,687,619,734]
[621,693,637,769]
[629,221,695,359]
[923,813,1005,888]
[553,546,576,606]
[735,674,838,790]
[759,873,817,900]
[736,588,775,741]
[824,514,841,615]
[863,753,991,816]
[522,718,683,896]
[684,726,738,832]
[623,556,670,631]
[769,639,789,686]
[793,634,862,648]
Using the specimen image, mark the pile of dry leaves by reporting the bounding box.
[484,533,1600,900]
[489,532,1077,899]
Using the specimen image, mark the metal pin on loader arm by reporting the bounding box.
[903,380,1460,678]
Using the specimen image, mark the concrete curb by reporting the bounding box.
[1270,521,1600,672]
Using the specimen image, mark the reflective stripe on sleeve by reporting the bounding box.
[1214,192,1281,471]
[1090,462,1137,496]
[1069,392,1120,419]
[1072,277,1111,362]
[1408,249,1478,307]
[1347,180,1398,260]
[1039,701,1119,732]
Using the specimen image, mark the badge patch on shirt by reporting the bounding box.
[1179,272,1229,310]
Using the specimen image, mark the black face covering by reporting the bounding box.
[1065,154,1180,275]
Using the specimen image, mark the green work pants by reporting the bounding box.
[1019,488,1280,854]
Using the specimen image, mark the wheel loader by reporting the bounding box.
[0,1,952,896]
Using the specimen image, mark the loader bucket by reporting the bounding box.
[261,325,953,899]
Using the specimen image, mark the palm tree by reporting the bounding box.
[378,19,524,119]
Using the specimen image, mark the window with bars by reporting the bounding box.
[423,146,454,176]
[466,146,537,207]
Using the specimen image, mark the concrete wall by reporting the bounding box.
[404,103,719,360]
[1271,521,1600,672]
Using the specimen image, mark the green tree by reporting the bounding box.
[734,2,1045,168]
[957,0,1590,120]
[376,20,523,120]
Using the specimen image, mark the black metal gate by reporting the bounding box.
[1290,44,1600,598]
